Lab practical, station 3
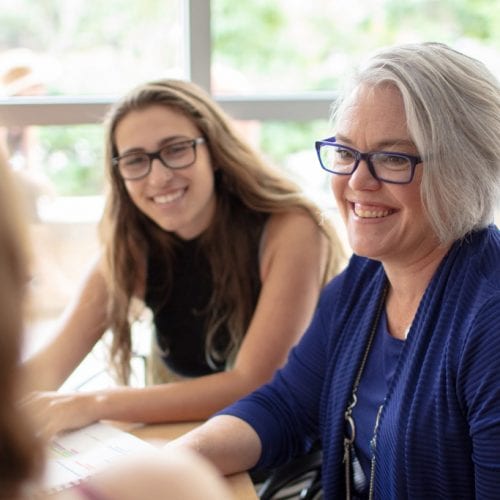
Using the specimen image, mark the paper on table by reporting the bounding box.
[43,422,154,492]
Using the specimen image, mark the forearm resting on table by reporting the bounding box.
[167,415,262,476]
[22,367,270,440]
[90,369,265,423]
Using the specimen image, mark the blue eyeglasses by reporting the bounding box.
[315,136,422,184]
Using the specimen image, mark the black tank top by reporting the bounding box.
[144,229,263,377]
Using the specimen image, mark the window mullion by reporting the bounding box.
[184,0,212,93]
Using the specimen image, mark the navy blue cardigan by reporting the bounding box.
[221,225,500,499]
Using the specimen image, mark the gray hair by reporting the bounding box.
[333,42,500,243]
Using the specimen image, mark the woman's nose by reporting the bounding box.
[348,159,381,190]
[148,158,174,184]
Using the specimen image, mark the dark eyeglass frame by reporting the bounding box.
[112,136,206,180]
[315,136,422,184]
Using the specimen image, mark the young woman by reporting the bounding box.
[24,79,344,438]
[0,148,234,500]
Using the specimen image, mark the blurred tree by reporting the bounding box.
[39,125,103,195]
[213,0,499,165]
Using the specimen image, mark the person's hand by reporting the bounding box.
[20,390,99,440]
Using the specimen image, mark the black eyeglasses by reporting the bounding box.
[112,137,205,180]
[315,136,422,184]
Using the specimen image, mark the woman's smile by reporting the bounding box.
[151,187,187,205]
[352,202,395,219]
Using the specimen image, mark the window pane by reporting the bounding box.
[9,124,105,320]
[5,124,104,196]
[212,0,500,94]
[0,0,184,96]
[230,119,333,209]
[259,120,333,208]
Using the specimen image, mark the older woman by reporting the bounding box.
[170,42,500,499]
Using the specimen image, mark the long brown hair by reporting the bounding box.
[100,79,344,383]
[0,149,42,497]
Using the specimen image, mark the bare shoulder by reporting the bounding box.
[260,210,328,277]
[262,210,325,251]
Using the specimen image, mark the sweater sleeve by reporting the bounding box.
[216,281,338,470]
[457,296,500,497]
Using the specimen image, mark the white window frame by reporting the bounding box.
[0,0,336,128]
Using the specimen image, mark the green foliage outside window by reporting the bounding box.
[213,0,499,166]
[38,125,104,196]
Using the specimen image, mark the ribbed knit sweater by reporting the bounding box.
[221,225,500,499]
